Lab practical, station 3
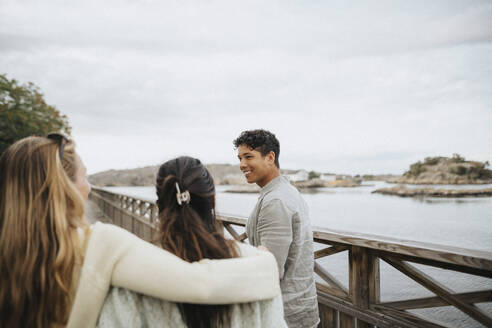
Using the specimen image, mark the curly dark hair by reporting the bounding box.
[233,129,280,168]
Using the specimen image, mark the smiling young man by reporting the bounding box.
[233,129,319,328]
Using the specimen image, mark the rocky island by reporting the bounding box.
[386,154,492,185]
[374,154,492,198]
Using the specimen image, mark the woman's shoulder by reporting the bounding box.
[233,241,260,257]
[88,222,136,241]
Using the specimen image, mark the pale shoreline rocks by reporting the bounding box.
[386,177,492,185]
[373,185,492,198]
[295,179,361,189]
[224,185,261,193]
[224,178,362,193]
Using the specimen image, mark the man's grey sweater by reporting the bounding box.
[246,175,319,328]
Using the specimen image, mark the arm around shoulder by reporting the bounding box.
[102,223,281,304]
[69,223,280,327]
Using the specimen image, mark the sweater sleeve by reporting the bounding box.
[257,198,293,279]
[68,222,280,328]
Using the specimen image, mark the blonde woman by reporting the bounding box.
[0,135,280,328]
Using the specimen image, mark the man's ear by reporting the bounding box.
[266,151,276,165]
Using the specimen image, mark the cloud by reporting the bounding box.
[2,0,491,56]
[1,0,491,174]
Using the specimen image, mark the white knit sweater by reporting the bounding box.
[67,222,280,328]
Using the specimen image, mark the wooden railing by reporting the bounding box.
[89,187,492,328]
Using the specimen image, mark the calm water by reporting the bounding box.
[104,182,492,327]
[106,181,492,250]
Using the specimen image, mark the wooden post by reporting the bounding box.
[349,247,380,328]
[339,312,354,328]
[139,201,145,217]
[318,303,338,328]
[150,206,156,224]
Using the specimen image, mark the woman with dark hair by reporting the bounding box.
[0,137,280,328]
[98,156,286,328]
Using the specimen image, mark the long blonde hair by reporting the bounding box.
[0,136,86,327]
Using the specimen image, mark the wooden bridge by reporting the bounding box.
[89,187,492,328]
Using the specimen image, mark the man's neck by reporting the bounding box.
[257,169,280,188]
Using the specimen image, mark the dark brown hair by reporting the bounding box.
[156,156,239,328]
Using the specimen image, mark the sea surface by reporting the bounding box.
[104,181,492,327]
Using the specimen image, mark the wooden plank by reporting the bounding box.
[238,232,248,242]
[376,250,492,279]
[371,305,451,328]
[216,214,247,226]
[382,257,492,327]
[313,227,492,273]
[315,245,349,259]
[318,291,419,328]
[315,262,349,297]
[223,222,242,241]
[317,282,350,301]
[92,186,155,203]
[378,289,492,310]
[314,238,350,247]
[221,222,247,242]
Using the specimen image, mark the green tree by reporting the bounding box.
[0,74,71,155]
[308,171,320,180]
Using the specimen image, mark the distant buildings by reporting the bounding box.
[320,173,336,182]
[286,169,309,182]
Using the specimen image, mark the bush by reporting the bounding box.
[480,169,492,179]
[452,165,467,176]
[308,171,320,180]
[424,157,441,165]
[406,161,426,177]
[450,153,465,163]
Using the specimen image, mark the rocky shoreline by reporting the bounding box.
[224,185,261,193]
[373,185,492,198]
[224,179,362,193]
[295,179,361,189]
[386,177,492,185]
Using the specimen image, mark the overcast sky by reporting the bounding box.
[2,0,491,174]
